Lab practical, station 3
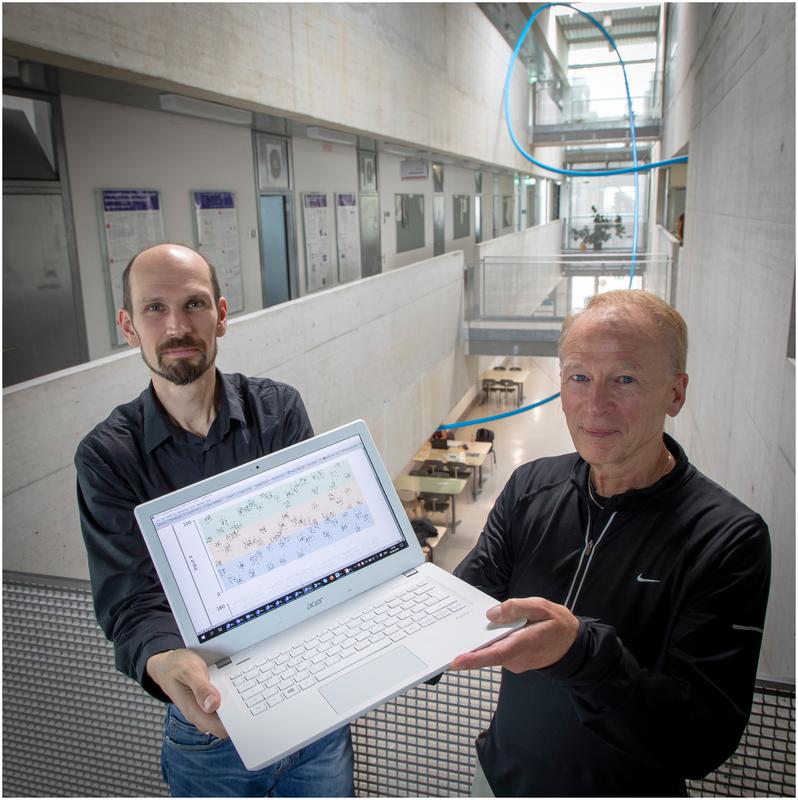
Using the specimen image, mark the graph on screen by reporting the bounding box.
[196,459,375,589]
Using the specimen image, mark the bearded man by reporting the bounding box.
[75,244,353,797]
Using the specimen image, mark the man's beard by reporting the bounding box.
[141,335,216,386]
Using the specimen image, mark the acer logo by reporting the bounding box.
[307,598,322,610]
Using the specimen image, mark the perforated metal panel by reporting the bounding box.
[351,667,502,797]
[687,680,796,797]
[3,574,795,797]
[3,575,168,797]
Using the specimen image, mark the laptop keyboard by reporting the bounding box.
[228,580,467,716]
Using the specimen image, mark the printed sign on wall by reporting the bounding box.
[192,191,244,314]
[335,193,362,284]
[97,188,165,346]
[302,192,334,293]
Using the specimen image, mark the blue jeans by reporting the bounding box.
[161,705,354,797]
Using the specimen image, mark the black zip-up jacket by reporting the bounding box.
[454,434,770,797]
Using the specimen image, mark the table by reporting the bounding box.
[412,440,492,499]
[481,369,529,406]
[394,474,468,531]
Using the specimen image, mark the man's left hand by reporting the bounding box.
[450,597,579,673]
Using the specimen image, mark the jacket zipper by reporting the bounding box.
[564,509,617,611]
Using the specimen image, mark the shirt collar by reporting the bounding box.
[141,370,245,452]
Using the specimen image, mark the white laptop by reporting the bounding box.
[135,419,523,771]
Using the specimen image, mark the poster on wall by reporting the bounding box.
[400,158,428,180]
[191,191,244,314]
[334,193,361,284]
[97,188,165,346]
[302,192,334,293]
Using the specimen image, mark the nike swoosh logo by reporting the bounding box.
[636,573,661,583]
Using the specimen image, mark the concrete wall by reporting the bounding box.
[3,3,532,174]
[3,253,474,581]
[660,3,795,679]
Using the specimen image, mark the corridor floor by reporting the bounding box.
[430,356,575,574]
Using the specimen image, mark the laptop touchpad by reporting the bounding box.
[319,646,427,714]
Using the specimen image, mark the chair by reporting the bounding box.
[509,366,522,371]
[443,463,470,479]
[493,365,507,371]
[481,378,499,405]
[475,428,496,467]
[419,492,450,518]
[498,378,517,406]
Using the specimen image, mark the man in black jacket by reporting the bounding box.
[452,290,770,796]
[76,244,353,796]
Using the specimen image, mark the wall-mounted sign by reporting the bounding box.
[302,192,333,293]
[400,158,428,180]
[191,190,244,314]
[335,192,362,284]
[97,188,165,346]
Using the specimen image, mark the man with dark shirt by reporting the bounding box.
[75,244,353,796]
[451,290,770,796]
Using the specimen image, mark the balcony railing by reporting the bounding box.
[537,93,658,127]
[562,214,649,252]
[535,69,662,129]
[465,253,672,324]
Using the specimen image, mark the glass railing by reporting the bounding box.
[465,253,672,324]
[534,71,662,128]
[562,214,648,252]
[536,94,656,126]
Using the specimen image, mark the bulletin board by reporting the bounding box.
[302,192,334,293]
[96,188,165,346]
[334,192,362,284]
[395,193,425,253]
[191,190,244,313]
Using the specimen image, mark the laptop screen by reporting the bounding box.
[148,433,408,643]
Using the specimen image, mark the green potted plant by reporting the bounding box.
[571,206,625,251]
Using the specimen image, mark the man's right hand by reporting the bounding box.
[146,649,228,739]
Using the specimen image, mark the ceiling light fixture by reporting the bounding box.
[159,94,253,126]
[382,143,418,157]
[305,126,357,146]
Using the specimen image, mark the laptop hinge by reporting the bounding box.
[402,568,418,577]
[215,656,232,669]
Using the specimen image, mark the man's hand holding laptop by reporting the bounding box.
[147,649,229,738]
[450,597,579,673]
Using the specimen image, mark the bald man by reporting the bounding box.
[76,244,353,797]
[452,290,770,797]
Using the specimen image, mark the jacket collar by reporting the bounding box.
[569,433,693,511]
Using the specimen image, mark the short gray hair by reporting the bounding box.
[559,290,688,374]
